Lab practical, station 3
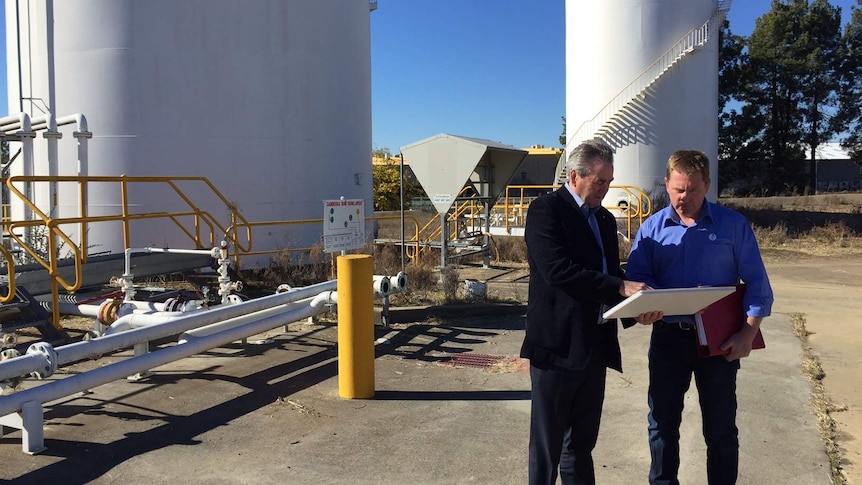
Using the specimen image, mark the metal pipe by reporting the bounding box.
[399,151,405,273]
[0,354,43,385]
[0,302,326,418]
[0,280,337,382]
[179,297,316,340]
[0,112,32,131]
[55,300,179,319]
[310,291,337,308]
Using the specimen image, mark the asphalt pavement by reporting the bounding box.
[0,269,832,484]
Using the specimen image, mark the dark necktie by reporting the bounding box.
[587,209,607,274]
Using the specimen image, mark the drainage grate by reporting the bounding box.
[442,353,506,369]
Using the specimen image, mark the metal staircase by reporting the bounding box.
[555,0,732,184]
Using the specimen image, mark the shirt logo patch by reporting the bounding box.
[708,233,717,241]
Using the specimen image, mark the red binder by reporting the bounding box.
[695,284,765,357]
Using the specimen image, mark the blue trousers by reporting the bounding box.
[528,350,607,485]
[647,324,740,485]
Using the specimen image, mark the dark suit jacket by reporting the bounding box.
[520,187,627,372]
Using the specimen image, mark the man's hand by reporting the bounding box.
[636,311,663,325]
[619,280,651,297]
[719,317,763,361]
[719,333,754,361]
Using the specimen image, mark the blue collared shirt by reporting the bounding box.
[626,201,773,318]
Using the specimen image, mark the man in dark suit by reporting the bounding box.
[521,139,651,485]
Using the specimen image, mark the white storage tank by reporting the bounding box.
[6,0,373,266]
[565,0,722,206]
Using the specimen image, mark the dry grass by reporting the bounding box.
[792,313,849,485]
[723,193,862,213]
[752,220,862,258]
[490,235,527,263]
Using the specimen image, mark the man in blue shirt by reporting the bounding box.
[626,150,774,485]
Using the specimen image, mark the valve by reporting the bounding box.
[0,348,23,390]
[121,272,136,300]
[1,332,17,348]
[276,284,292,294]
[98,298,124,326]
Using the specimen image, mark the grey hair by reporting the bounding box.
[566,139,614,177]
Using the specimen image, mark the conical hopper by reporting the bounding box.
[400,134,528,214]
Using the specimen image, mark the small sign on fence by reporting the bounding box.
[323,198,365,253]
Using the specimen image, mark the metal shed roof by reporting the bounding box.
[400,133,528,213]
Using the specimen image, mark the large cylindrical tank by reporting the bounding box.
[565,0,720,205]
[6,0,373,266]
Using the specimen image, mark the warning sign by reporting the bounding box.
[323,199,365,253]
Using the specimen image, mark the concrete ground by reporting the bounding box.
[0,261,843,484]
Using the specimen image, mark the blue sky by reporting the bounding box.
[370,0,859,152]
[0,1,858,152]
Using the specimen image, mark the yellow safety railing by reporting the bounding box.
[500,184,652,240]
[2,175,253,329]
[0,244,16,303]
[225,214,423,267]
[404,186,484,260]
[0,173,432,333]
[397,184,653,263]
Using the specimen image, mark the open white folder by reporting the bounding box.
[602,286,736,320]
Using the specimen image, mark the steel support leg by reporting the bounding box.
[0,400,47,454]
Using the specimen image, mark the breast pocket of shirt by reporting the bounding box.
[703,238,737,281]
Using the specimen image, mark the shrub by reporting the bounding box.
[490,235,527,263]
[752,222,790,248]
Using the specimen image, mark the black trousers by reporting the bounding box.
[528,350,608,485]
[648,322,740,485]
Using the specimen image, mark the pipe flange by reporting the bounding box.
[0,348,20,360]
[26,342,58,379]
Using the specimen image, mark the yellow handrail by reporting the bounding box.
[501,183,652,240]
[0,245,16,303]
[3,174,250,329]
[225,214,423,266]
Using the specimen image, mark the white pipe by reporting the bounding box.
[372,275,391,297]
[65,113,90,179]
[0,354,43,385]
[0,302,325,418]
[55,300,181,319]
[0,112,31,132]
[27,112,91,247]
[179,296,316,340]
[21,114,35,235]
[56,113,89,132]
[54,302,101,318]
[41,114,60,219]
[392,271,408,293]
[0,280,337,382]
[310,291,337,308]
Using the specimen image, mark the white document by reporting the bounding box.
[602,286,736,320]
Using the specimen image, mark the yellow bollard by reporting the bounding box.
[337,254,375,399]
